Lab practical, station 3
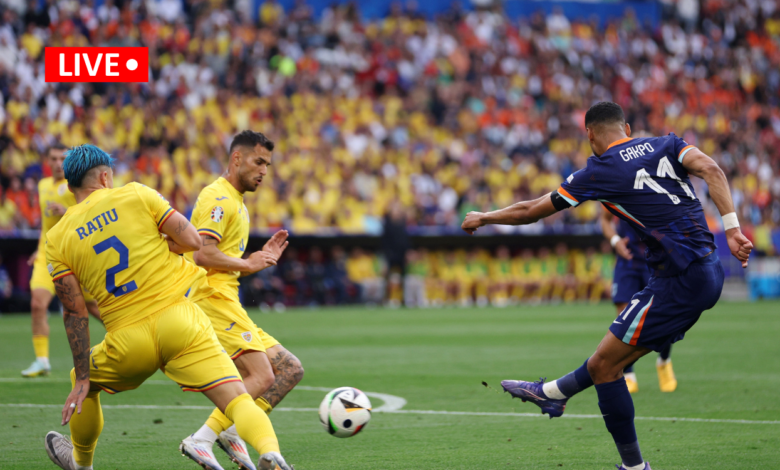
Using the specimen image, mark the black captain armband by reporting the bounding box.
[550,191,571,212]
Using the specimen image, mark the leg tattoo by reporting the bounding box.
[262,347,304,408]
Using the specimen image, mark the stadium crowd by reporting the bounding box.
[239,244,617,309]
[0,0,778,252]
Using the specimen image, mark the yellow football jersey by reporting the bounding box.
[45,182,207,332]
[186,177,250,300]
[36,177,77,253]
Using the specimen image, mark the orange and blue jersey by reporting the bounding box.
[559,133,716,277]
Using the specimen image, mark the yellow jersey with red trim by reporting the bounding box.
[186,177,249,300]
[36,177,77,254]
[45,182,207,332]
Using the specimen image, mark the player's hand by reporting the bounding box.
[47,202,67,217]
[244,251,278,273]
[263,229,289,259]
[62,379,90,425]
[726,227,753,268]
[614,237,634,260]
[27,250,38,266]
[461,212,485,235]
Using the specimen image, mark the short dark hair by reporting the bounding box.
[229,130,274,154]
[48,142,68,155]
[584,102,625,128]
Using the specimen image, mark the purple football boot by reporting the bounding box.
[616,463,651,470]
[500,378,568,418]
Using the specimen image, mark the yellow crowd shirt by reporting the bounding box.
[186,177,250,300]
[45,183,207,332]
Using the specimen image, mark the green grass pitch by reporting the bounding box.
[1,301,779,469]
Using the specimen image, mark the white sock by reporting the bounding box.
[542,380,567,400]
[37,357,50,368]
[624,462,645,470]
[656,357,671,367]
[191,424,218,444]
[625,372,637,382]
[225,424,237,435]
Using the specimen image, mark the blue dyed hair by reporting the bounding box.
[63,144,114,188]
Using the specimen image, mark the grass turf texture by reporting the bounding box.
[0,301,778,469]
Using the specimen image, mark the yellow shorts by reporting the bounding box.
[195,292,280,360]
[83,300,241,394]
[31,254,95,301]
[30,255,55,295]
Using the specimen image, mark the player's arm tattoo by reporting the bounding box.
[54,277,90,382]
[262,348,305,408]
[174,219,190,235]
[202,236,219,246]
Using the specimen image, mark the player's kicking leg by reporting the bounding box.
[185,345,304,470]
[504,253,723,469]
[503,332,652,469]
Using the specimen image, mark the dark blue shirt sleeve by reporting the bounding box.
[558,158,601,207]
[669,133,697,163]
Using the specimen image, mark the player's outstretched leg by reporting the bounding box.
[589,332,652,470]
[188,347,303,470]
[202,382,292,470]
[185,350,276,470]
[656,344,676,392]
[45,371,103,470]
[501,358,593,418]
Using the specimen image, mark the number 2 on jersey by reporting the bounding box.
[93,236,138,298]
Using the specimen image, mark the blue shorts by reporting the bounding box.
[612,264,651,304]
[609,253,724,352]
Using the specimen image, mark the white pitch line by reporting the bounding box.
[0,379,408,412]
[0,403,777,425]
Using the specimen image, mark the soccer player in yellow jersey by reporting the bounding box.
[43,145,293,470]
[23,144,101,378]
[181,131,304,470]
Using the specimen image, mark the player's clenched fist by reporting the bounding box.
[462,211,485,234]
[726,228,753,268]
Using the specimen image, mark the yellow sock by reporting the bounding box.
[204,397,272,436]
[69,369,103,467]
[256,397,273,414]
[33,335,49,359]
[224,393,279,454]
[205,407,234,435]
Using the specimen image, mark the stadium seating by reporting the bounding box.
[0,0,777,245]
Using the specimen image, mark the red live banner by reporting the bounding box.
[45,47,148,83]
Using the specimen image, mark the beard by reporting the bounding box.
[239,172,260,193]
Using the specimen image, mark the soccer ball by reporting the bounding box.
[318,387,372,438]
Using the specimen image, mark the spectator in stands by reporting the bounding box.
[0,188,19,230]
[0,251,26,312]
[346,247,384,305]
[403,249,428,308]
